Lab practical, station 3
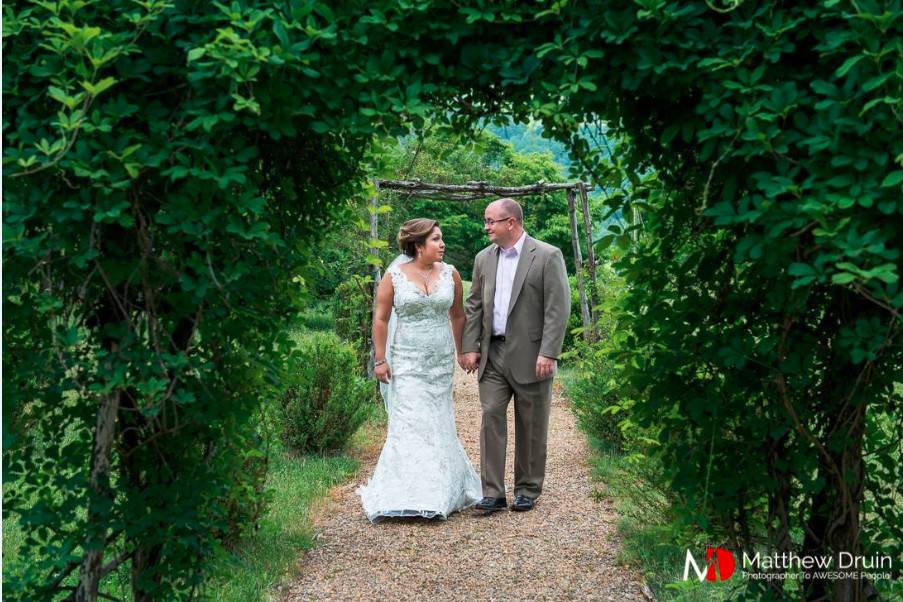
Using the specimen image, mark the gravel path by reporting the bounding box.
[281,365,649,601]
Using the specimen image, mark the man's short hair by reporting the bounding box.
[497,198,524,224]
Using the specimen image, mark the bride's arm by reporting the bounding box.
[373,273,394,381]
[449,268,466,355]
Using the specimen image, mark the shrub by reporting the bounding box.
[568,344,628,450]
[333,275,374,373]
[564,274,584,352]
[280,333,372,454]
[567,257,631,447]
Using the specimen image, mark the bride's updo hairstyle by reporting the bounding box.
[397,218,439,258]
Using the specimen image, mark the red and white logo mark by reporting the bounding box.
[683,547,736,582]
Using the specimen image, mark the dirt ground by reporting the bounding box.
[280,365,649,601]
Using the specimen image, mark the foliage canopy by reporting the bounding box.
[3,1,900,600]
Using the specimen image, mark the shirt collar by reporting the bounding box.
[500,231,527,257]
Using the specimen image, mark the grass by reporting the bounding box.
[557,366,736,601]
[3,406,383,602]
[296,300,335,332]
[207,296,386,599]
[207,313,386,601]
[561,369,903,601]
[204,448,359,601]
[206,401,387,601]
[584,438,739,601]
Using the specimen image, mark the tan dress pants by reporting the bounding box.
[478,338,553,500]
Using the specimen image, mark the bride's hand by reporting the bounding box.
[375,362,391,384]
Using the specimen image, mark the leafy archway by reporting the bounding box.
[4,2,899,600]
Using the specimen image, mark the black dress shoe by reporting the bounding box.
[511,495,536,512]
[475,496,507,512]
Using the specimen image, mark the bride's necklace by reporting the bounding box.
[413,261,434,292]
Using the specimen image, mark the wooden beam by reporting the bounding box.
[567,189,592,342]
[374,179,580,200]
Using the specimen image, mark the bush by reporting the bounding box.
[566,257,631,447]
[333,275,374,373]
[564,274,584,352]
[568,344,628,450]
[211,425,271,549]
[280,332,372,454]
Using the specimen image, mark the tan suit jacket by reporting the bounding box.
[463,235,571,384]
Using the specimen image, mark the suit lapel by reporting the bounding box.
[507,237,536,318]
[484,245,500,320]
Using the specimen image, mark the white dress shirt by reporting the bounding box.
[492,231,527,336]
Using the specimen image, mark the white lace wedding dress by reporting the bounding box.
[358,261,482,522]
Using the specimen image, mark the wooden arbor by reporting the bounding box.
[369,179,601,342]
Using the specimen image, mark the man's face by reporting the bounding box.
[484,204,514,247]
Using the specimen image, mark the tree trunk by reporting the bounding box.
[75,387,121,602]
[801,384,868,600]
[123,312,197,599]
[764,431,793,597]
[131,545,164,602]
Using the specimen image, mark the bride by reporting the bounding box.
[357,218,482,521]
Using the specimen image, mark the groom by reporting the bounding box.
[461,198,571,513]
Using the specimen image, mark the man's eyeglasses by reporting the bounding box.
[483,216,513,226]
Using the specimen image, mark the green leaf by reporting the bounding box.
[835,55,864,77]
[832,272,857,284]
[788,263,815,276]
[81,77,117,96]
[862,72,891,92]
[661,124,680,146]
[860,96,897,116]
[880,171,903,187]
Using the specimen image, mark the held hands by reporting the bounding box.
[457,353,555,377]
[375,361,391,384]
[458,352,480,374]
[535,355,557,380]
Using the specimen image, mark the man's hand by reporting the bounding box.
[460,352,481,373]
[535,355,557,380]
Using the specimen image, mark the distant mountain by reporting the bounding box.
[485,121,572,168]
[485,120,627,236]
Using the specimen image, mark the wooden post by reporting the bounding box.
[567,188,592,342]
[368,185,380,379]
[369,186,381,300]
[578,182,599,341]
